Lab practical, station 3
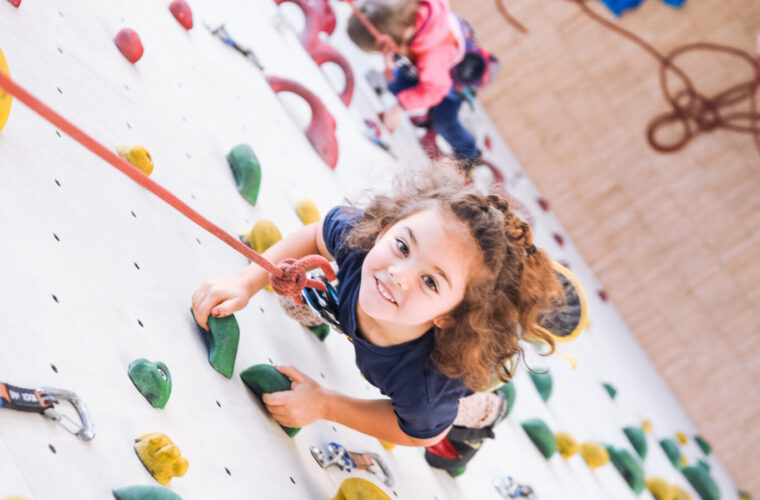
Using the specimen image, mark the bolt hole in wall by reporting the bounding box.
[54,179,61,187]
[131,211,137,218]
[57,47,63,54]
[51,294,59,303]
[134,262,140,270]
[225,467,231,476]
[290,476,296,485]
[55,130,61,138]
[48,444,56,454]
[216,400,221,408]
[50,364,58,373]
[56,86,62,94]
[137,319,144,327]
[195,238,201,245]
[53,233,60,241]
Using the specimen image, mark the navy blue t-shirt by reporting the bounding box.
[323,206,473,439]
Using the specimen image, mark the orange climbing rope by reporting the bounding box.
[0,71,335,300]
[338,0,400,56]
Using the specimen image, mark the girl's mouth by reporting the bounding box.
[375,277,397,305]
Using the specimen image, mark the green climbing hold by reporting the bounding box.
[521,418,557,459]
[605,444,645,494]
[529,370,552,402]
[682,465,720,500]
[308,323,330,342]
[193,312,240,379]
[448,465,466,477]
[660,438,683,469]
[128,359,172,409]
[602,382,617,399]
[113,485,184,500]
[240,364,300,437]
[694,434,712,455]
[227,144,261,206]
[495,381,516,417]
[623,426,648,460]
[697,459,710,472]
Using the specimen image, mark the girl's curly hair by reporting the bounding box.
[346,162,562,391]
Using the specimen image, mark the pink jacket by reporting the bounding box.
[397,0,465,113]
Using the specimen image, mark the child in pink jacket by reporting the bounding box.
[348,0,482,163]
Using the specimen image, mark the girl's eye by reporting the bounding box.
[396,239,409,257]
[423,275,438,292]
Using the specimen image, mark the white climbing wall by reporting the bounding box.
[0,1,740,499]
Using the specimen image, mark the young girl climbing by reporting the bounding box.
[347,0,489,164]
[191,164,560,470]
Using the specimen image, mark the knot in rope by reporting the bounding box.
[269,255,337,304]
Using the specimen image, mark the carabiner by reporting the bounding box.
[39,387,96,441]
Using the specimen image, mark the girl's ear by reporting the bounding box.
[433,314,454,329]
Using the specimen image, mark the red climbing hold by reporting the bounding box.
[537,197,550,211]
[314,0,336,35]
[170,0,193,30]
[553,233,564,247]
[114,29,143,63]
[274,0,321,52]
[310,41,355,106]
[484,135,492,150]
[266,76,339,169]
[7,0,21,7]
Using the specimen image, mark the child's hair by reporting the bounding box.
[346,162,563,391]
[347,0,420,51]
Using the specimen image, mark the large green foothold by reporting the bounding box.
[128,359,172,409]
[694,434,712,455]
[113,485,184,500]
[660,438,683,469]
[602,382,617,399]
[623,426,648,460]
[521,418,557,459]
[682,465,720,500]
[193,312,240,379]
[240,364,300,437]
[605,445,645,494]
[448,465,466,477]
[226,144,261,206]
[529,370,553,402]
[495,381,516,417]
[308,323,330,342]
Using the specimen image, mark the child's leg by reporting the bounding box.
[387,68,419,96]
[429,93,480,160]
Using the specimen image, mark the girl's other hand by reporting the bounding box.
[381,104,404,133]
[263,365,328,428]
[191,276,251,330]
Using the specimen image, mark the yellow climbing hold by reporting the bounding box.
[672,485,694,500]
[118,145,154,175]
[378,439,396,451]
[642,419,653,434]
[134,433,189,485]
[676,432,688,445]
[332,478,391,500]
[580,441,609,469]
[0,49,12,133]
[2,497,31,500]
[244,219,282,253]
[556,432,580,459]
[680,455,688,467]
[646,477,675,500]
[295,198,320,224]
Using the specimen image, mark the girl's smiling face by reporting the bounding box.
[358,204,479,333]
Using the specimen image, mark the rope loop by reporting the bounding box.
[269,255,337,304]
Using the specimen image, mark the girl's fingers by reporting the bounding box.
[274,364,306,382]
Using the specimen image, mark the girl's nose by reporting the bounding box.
[388,264,410,290]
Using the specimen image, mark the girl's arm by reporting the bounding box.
[192,221,332,329]
[264,365,449,447]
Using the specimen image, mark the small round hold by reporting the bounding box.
[115,28,144,63]
[169,0,193,30]
[117,145,153,175]
[294,198,320,225]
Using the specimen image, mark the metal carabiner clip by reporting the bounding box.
[38,387,96,441]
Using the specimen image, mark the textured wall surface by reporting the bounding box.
[451,0,760,494]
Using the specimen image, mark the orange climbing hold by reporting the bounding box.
[6,0,21,7]
[115,29,144,63]
[169,0,193,30]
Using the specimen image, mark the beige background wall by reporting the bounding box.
[450,0,760,494]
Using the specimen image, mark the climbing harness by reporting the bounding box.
[0,382,95,440]
[0,64,334,304]
[310,442,395,487]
